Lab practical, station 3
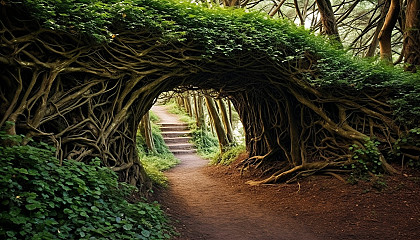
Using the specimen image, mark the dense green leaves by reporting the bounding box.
[348,139,382,175]
[20,0,314,57]
[0,131,173,239]
[17,0,420,123]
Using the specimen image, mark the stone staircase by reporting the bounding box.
[159,123,196,155]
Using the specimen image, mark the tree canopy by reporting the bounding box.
[18,0,420,117]
[1,0,419,189]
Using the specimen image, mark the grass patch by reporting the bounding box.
[211,145,246,165]
[139,153,178,187]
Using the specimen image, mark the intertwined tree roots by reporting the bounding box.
[1,5,415,192]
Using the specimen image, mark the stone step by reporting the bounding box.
[159,123,189,127]
[163,136,191,144]
[159,126,188,132]
[166,143,195,150]
[161,131,191,138]
[171,149,197,155]
[157,121,196,154]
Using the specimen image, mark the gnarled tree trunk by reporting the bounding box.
[194,93,205,129]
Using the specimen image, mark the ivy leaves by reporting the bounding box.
[349,139,382,175]
[0,132,174,239]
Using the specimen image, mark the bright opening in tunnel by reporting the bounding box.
[136,90,246,187]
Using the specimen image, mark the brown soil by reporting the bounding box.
[153,105,420,240]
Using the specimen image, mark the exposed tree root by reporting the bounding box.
[323,171,348,183]
[246,162,351,186]
[1,4,418,194]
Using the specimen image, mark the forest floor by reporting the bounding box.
[152,105,420,240]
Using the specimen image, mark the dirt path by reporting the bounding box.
[152,105,420,240]
[152,105,318,240]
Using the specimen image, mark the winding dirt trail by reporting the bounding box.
[152,105,318,240]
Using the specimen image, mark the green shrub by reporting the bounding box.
[0,132,173,240]
[211,145,246,165]
[348,139,382,176]
[149,111,160,123]
[166,101,185,116]
[191,128,219,159]
[137,127,172,155]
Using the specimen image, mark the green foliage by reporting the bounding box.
[138,153,177,187]
[0,132,174,239]
[165,100,184,115]
[16,0,333,63]
[191,128,219,159]
[149,111,160,123]
[211,145,246,165]
[348,139,382,176]
[18,0,420,123]
[315,56,420,125]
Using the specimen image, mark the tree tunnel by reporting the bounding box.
[1,1,418,194]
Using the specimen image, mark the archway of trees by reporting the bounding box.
[1,1,419,194]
